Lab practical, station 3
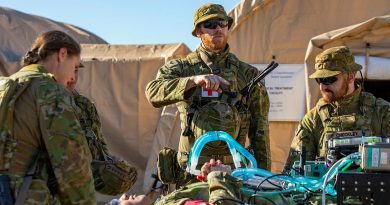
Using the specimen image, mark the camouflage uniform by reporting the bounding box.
[146,45,270,170]
[72,91,138,196]
[0,64,96,204]
[286,46,390,167]
[145,4,270,175]
[154,171,293,205]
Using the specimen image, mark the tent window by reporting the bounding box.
[363,80,390,102]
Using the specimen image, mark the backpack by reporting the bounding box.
[0,76,31,170]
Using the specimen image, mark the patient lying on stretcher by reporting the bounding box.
[110,158,294,205]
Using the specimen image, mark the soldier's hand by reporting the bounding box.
[118,194,150,205]
[197,159,231,182]
[186,74,230,93]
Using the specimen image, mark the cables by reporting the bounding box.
[253,174,284,195]
[212,195,279,205]
[247,194,278,205]
[246,173,285,204]
[321,153,360,205]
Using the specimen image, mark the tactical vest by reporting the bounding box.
[317,92,381,157]
[182,52,251,153]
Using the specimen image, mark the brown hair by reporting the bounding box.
[22,30,81,67]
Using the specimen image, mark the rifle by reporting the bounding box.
[240,61,278,96]
[220,61,278,105]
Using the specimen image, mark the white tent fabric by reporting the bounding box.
[78,44,190,202]
[0,6,107,77]
[305,15,390,110]
[226,0,390,172]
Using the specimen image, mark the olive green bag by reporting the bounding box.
[157,147,180,184]
[92,156,138,195]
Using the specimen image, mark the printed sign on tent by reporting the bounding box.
[252,64,305,121]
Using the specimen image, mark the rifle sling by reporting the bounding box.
[199,51,221,75]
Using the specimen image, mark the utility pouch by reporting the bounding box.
[0,175,14,205]
[157,147,179,184]
[92,157,138,195]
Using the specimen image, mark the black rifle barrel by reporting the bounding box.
[240,61,279,96]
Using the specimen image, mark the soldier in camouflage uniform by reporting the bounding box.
[285,46,390,168]
[66,70,138,196]
[0,30,96,204]
[145,3,270,184]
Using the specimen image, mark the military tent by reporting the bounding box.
[225,0,390,172]
[305,15,390,110]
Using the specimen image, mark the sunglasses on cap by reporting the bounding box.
[202,19,229,29]
[315,76,338,85]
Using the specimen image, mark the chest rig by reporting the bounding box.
[317,91,381,157]
[182,51,251,152]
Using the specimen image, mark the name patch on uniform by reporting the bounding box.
[334,131,362,138]
[201,87,219,97]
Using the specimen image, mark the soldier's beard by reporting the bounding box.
[201,32,228,52]
[321,80,349,103]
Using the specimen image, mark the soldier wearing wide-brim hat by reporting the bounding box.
[309,46,362,79]
[191,3,233,37]
[146,2,271,188]
[286,46,390,173]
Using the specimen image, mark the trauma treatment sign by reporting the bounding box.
[252,64,305,121]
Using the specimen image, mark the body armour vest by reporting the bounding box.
[183,50,251,153]
[316,91,381,157]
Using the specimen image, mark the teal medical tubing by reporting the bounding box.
[232,152,360,198]
[186,131,257,175]
[187,131,361,199]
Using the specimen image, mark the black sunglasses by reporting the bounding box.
[315,76,338,85]
[202,19,229,29]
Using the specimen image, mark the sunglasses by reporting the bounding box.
[315,76,338,85]
[202,19,229,29]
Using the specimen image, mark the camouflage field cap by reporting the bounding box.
[309,46,362,78]
[192,3,233,37]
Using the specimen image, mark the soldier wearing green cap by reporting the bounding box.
[145,3,271,186]
[285,46,390,169]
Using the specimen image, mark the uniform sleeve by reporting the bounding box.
[37,84,96,204]
[154,182,210,205]
[247,82,271,170]
[377,99,390,138]
[285,110,319,170]
[145,60,193,108]
[207,171,241,205]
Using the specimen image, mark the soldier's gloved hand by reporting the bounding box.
[187,74,230,93]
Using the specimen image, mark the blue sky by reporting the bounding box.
[0,1,240,50]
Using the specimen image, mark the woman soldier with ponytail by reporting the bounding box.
[0,30,96,205]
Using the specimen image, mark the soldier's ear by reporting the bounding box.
[347,72,356,82]
[195,27,202,37]
[57,48,68,63]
